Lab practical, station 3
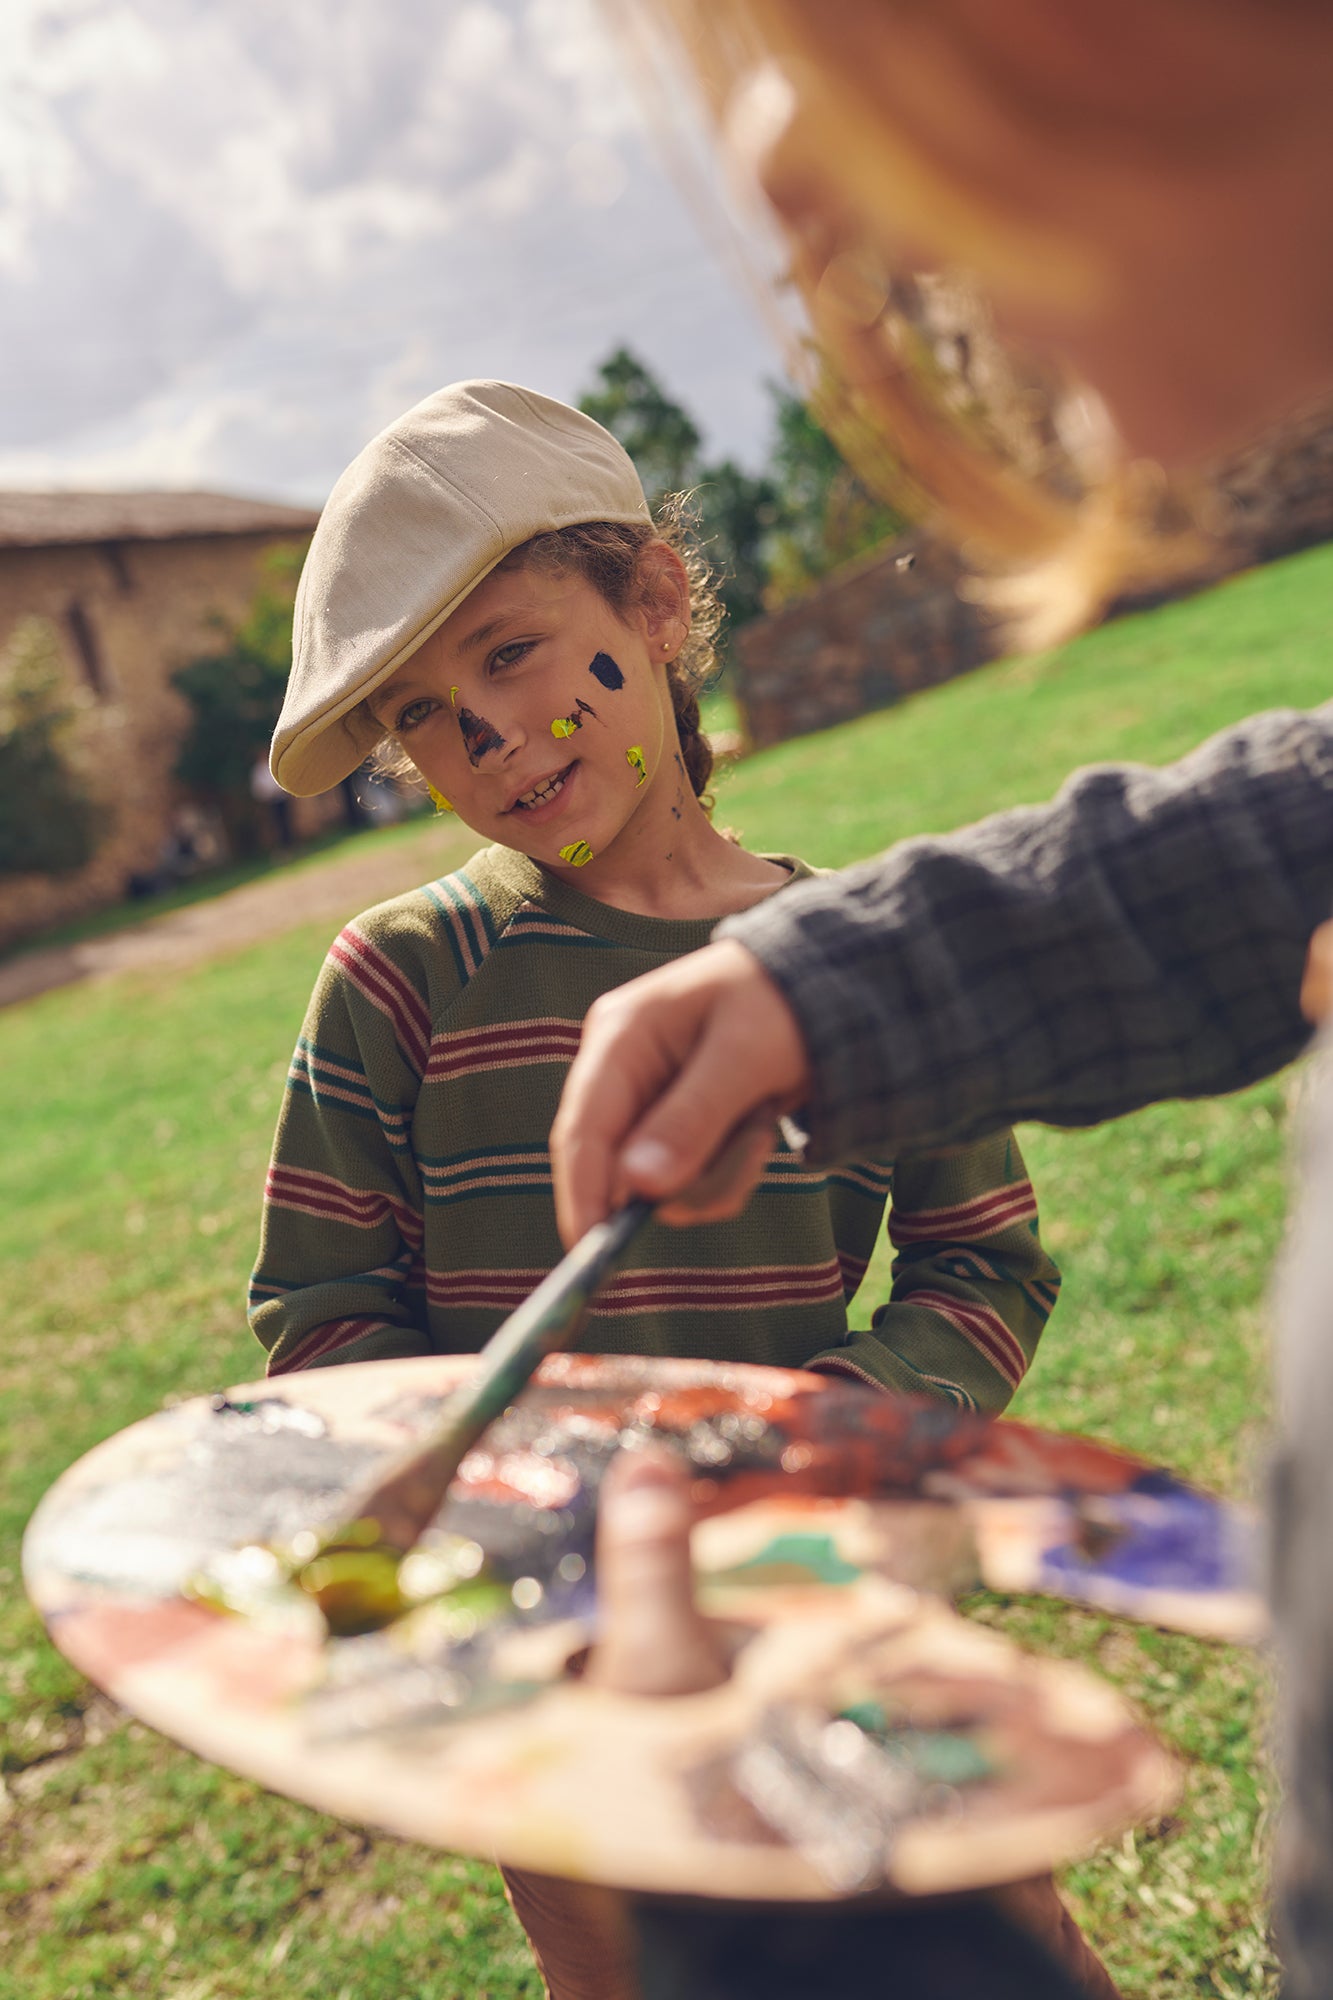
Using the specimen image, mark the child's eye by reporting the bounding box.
[395,696,438,734]
[489,639,535,674]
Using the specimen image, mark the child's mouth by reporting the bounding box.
[510,762,575,816]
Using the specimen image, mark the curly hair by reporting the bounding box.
[366,502,724,804]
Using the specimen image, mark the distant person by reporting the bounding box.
[126,803,224,899]
[250,379,1089,1992]
[249,751,294,849]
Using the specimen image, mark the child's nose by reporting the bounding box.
[458,702,524,767]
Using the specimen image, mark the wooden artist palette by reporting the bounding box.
[24,1354,1223,1900]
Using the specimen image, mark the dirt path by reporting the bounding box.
[0,823,477,1010]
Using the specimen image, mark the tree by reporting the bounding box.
[762,389,907,606]
[578,351,904,649]
[578,347,703,507]
[579,350,777,652]
[691,458,779,633]
[0,617,99,877]
[171,546,303,849]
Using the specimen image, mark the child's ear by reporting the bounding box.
[636,541,691,660]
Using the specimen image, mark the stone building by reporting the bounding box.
[0,492,321,951]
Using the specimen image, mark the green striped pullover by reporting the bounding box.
[250,846,1060,1411]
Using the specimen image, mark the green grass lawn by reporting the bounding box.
[2,543,1330,1997]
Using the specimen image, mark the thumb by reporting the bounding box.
[586,1446,728,1698]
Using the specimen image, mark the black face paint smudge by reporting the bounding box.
[457,706,505,765]
[576,698,597,720]
[588,652,625,691]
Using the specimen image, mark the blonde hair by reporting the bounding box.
[606,0,1319,643]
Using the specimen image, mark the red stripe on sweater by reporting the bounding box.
[906,1286,1028,1386]
[425,1018,583,1082]
[265,1167,422,1244]
[272,1316,392,1373]
[889,1181,1037,1246]
[330,928,430,1070]
[266,1166,388,1225]
[424,1260,846,1314]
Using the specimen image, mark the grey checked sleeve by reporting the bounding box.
[718,707,1333,1163]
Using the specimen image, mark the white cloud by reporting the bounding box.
[0,0,782,498]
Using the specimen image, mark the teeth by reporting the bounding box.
[515,769,568,810]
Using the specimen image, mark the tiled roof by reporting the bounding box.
[0,490,320,549]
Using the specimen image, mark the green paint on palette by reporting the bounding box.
[727,1531,862,1586]
[836,1703,996,1787]
[559,840,594,867]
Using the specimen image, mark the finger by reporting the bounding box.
[552,942,811,1245]
[586,1446,728,1698]
[654,1109,784,1227]
[1301,919,1333,1023]
[614,1028,787,1210]
[552,982,700,1245]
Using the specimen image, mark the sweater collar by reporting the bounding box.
[479,845,813,953]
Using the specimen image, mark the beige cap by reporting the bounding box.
[272,380,652,795]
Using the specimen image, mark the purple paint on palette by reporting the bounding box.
[457,707,505,764]
[588,653,625,691]
[1040,1478,1248,1594]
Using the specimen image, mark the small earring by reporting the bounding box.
[427,783,454,814]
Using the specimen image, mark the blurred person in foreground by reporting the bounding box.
[549,3,1333,1992]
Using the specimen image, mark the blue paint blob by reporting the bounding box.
[588,652,625,691]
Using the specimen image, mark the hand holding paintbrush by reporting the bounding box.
[286,1106,807,1635]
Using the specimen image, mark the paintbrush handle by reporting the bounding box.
[335,1197,655,1555]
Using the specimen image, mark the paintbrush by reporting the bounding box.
[288,1106,810,1633]
[290,1196,655,1632]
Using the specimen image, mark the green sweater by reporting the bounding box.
[250,846,1059,1411]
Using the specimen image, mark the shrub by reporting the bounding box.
[171,548,302,846]
[0,617,99,877]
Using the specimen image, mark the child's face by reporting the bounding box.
[369,562,681,875]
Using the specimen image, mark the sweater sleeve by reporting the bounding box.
[808,1130,1059,1411]
[248,923,435,1375]
[718,707,1333,1165]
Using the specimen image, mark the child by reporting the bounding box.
[252,379,1059,1411]
[252,379,1085,2000]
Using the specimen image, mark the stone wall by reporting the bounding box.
[733,534,992,751]
[0,530,332,951]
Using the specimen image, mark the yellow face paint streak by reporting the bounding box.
[626,744,647,788]
[450,686,460,707]
[558,841,594,868]
[551,717,579,739]
[427,784,454,814]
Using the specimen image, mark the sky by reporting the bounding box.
[0,0,784,505]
